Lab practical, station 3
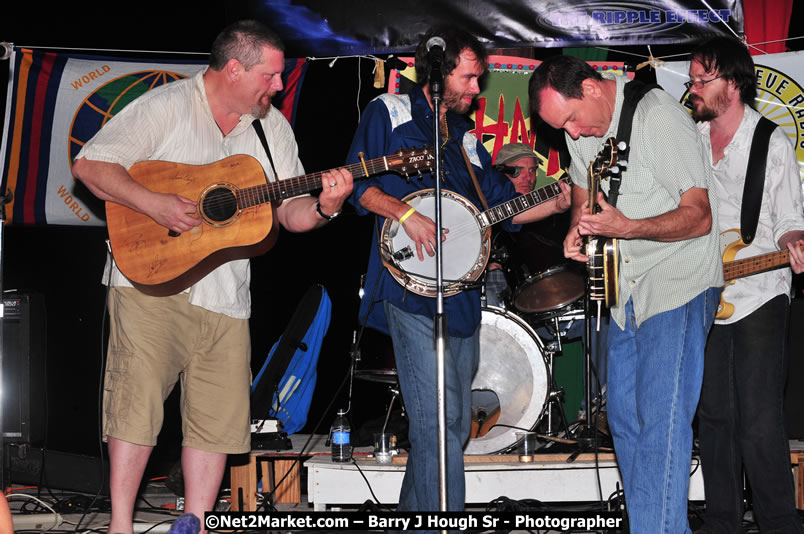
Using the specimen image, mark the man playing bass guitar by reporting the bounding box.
[689,37,804,534]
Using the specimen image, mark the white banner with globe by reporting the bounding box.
[1,50,205,225]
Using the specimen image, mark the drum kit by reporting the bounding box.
[353,219,602,455]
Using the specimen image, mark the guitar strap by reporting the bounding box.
[610,80,661,208]
[252,119,278,183]
[739,116,776,244]
[459,145,490,211]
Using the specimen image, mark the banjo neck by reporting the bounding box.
[476,174,571,228]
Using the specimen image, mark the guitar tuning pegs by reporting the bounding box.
[609,165,621,175]
[617,141,627,151]
[617,159,628,168]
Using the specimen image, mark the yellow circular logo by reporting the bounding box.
[754,65,804,167]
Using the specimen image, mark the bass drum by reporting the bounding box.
[465,307,549,455]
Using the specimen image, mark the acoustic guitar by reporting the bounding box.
[107,147,434,296]
[716,228,804,319]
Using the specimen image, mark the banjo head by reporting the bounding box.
[381,189,489,297]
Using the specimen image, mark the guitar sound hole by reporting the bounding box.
[202,187,238,224]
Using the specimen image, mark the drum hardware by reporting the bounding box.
[379,385,404,435]
[565,276,610,461]
[540,332,572,439]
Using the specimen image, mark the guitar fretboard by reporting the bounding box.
[723,247,800,281]
[478,175,570,227]
[233,151,432,209]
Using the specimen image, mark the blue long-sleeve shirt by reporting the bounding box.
[347,85,520,337]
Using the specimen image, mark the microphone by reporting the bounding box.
[476,408,487,429]
[426,36,446,97]
[493,164,521,178]
[426,36,446,63]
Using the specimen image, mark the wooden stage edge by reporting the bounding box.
[229,435,804,511]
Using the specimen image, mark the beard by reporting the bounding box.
[250,92,275,119]
[689,89,729,122]
[442,86,473,115]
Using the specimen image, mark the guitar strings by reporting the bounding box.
[395,182,566,243]
[196,157,429,213]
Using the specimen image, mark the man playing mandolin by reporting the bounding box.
[72,20,353,534]
[346,26,570,522]
[689,37,804,534]
[529,55,723,533]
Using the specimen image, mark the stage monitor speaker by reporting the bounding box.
[785,296,804,439]
[2,292,47,444]
[7,445,110,495]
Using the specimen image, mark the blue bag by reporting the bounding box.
[251,285,331,435]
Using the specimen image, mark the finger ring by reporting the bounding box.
[329,182,337,187]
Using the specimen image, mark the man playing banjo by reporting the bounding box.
[346,25,570,522]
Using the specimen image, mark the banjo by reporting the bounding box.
[584,138,622,308]
[380,175,571,297]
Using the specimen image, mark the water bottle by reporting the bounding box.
[330,409,352,462]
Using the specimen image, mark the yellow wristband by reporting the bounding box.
[398,207,416,224]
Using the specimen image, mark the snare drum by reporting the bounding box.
[465,307,549,454]
[496,216,585,315]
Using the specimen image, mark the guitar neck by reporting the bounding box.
[723,245,803,281]
[236,157,391,208]
[479,175,570,227]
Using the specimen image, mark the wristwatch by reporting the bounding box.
[316,201,341,221]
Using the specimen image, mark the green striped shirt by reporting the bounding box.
[566,74,723,328]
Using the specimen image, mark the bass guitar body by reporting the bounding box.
[716,229,747,320]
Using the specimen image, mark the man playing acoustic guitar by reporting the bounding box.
[72,21,353,534]
[689,37,804,534]
[530,55,723,533]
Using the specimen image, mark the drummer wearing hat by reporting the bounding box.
[485,142,547,308]
[493,142,543,195]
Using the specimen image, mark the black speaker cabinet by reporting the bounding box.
[2,292,46,444]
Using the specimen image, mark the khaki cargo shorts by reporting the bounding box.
[103,287,251,454]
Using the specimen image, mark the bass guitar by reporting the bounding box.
[380,175,571,297]
[107,147,434,296]
[584,138,622,308]
[716,228,804,319]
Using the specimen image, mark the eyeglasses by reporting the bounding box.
[684,75,724,90]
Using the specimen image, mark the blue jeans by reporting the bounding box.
[384,302,479,524]
[698,294,803,533]
[607,288,719,534]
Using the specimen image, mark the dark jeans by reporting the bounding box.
[698,294,803,533]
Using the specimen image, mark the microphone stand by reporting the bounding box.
[428,60,450,516]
